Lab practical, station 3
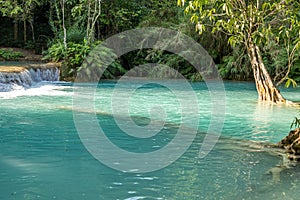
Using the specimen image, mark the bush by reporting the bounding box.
[63,42,91,78]
[43,41,65,62]
[0,49,24,60]
[43,40,126,80]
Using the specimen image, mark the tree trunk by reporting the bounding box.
[14,19,18,42]
[86,0,101,45]
[247,41,286,103]
[61,0,67,50]
[23,20,27,43]
[29,19,35,42]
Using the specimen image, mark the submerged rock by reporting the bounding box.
[278,128,300,160]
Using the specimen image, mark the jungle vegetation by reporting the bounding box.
[0,0,300,102]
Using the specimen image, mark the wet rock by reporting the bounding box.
[0,63,60,91]
[278,128,300,158]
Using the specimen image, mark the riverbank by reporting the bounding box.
[0,47,43,61]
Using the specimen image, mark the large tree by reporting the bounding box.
[179,0,300,103]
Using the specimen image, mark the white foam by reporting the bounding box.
[0,83,24,92]
[0,82,72,99]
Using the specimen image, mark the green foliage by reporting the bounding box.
[0,49,24,60]
[139,1,183,29]
[2,0,300,84]
[43,40,125,80]
[43,40,91,79]
[24,41,36,50]
[63,41,91,77]
[77,45,125,81]
[284,77,297,88]
[161,53,200,80]
[0,0,22,17]
[180,0,299,47]
[43,41,65,62]
[67,27,86,44]
[130,0,209,80]
[179,0,300,84]
[99,0,149,37]
[218,45,251,80]
[290,60,300,83]
[262,40,288,80]
[261,28,300,86]
[121,48,201,80]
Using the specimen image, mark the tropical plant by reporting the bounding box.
[43,41,65,62]
[76,45,126,81]
[43,39,126,80]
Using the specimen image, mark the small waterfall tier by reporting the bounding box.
[0,63,60,92]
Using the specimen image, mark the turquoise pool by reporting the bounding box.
[1,81,300,199]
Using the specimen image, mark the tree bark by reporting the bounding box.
[29,19,35,42]
[23,20,27,43]
[86,0,101,45]
[61,0,67,50]
[14,19,18,42]
[247,41,286,103]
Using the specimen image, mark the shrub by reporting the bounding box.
[0,49,24,60]
[43,41,65,62]
[43,40,126,80]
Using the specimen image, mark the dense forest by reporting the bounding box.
[0,0,299,91]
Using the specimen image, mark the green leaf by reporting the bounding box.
[285,77,298,88]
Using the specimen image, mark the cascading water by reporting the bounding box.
[28,67,60,82]
[0,63,60,92]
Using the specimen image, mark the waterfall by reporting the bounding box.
[0,63,60,92]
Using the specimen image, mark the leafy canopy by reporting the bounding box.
[178,0,300,48]
[0,0,41,18]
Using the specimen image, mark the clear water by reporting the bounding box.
[1,80,300,200]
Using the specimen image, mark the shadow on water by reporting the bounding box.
[63,104,300,199]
